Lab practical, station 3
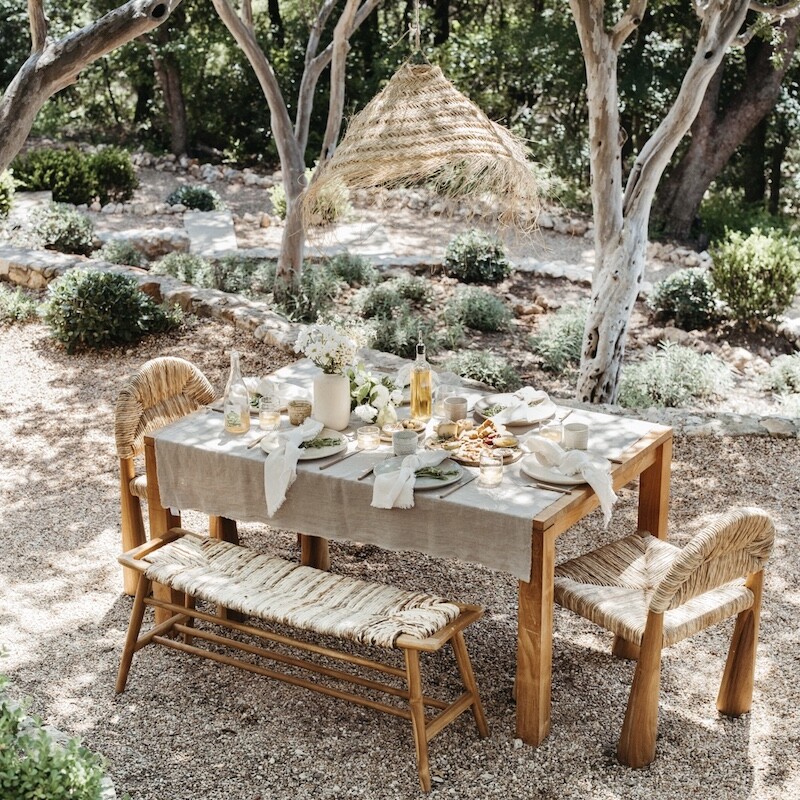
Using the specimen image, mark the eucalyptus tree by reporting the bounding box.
[212,0,381,301]
[0,0,184,172]
[570,0,800,404]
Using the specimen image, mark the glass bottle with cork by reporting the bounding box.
[223,350,251,434]
[409,334,432,423]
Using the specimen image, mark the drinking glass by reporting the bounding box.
[258,396,281,431]
[478,451,503,487]
[357,425,381,450]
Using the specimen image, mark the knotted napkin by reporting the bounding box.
[371,451,450,510]
[492,387,556,425]
[264,418,324,516]
[246,377,311,405]
[523,436,617,526]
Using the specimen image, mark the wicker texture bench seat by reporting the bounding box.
[116,529,488,791]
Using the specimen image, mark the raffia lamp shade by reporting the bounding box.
[305,61,540,227]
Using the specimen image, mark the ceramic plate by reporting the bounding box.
[379,419,427,442]
[260,428,348,460]
[373,457,463,490]
[520,455,587,486]
[473,394,557,426]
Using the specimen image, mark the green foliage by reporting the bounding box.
[0,674,106,800]
[0,284,38,324]
[443,350,522,392]
[648,268,719,330]
[353,274,433,320]
[443,229,512,284]
[447,286,512,332]
[88,147,138,204]
[166,185,223,211]
[370,307,438,359]
[325,253,379,286]
[530,302,587,373]
[12,148,96,205]
[96,239,147,268]
[760,353,800,394]
[275,263,345,323]
[698,189,790,243]
[151,252,212,285]
[29,204,95,255]
[0,170,15,218]
[618,342,733,408]
[43,269,182,353]
[710,228,800,326]
[205,255,265,294]
[269,170,352,224]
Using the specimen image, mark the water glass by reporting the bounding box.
[392,429,418,456]
[433,384,458,417]
[444,396,468,422]
[258,396,281,431]
[562,422,589,450]
[478,451,504,487]
[357,425,381,450]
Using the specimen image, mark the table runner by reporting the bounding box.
[153,401,654,582]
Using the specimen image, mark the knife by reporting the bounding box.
[318,450,358,470]
[438,473,477,498]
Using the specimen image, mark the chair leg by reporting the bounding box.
[618,612,664,768]
[116,575,152,693]
[404,649,432,792]
[120,460,146,596]
[451,631,489,738]
[717,571,764,717]
[612,636,640,661]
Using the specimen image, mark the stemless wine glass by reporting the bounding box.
[478,451,503,487]
[258,395,281,431]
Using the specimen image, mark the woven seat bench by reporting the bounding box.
[116,529,488,791]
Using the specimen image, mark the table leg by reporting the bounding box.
[209,516,239,545]
[300,534,330,571]
[144,438,183,625]
[515,528,556,745]
[637,436,672,540]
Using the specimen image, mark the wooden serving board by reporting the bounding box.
[423,436,523,467]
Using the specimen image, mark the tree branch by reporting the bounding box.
[749,0,800,17]
[27,0,48,53]
[242,0,254,32]
[0,0,181,173]
[611,0,648,50]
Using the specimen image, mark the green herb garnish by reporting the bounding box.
[414,467,460,480]
[300,437,342,449]
[482,403,506,417]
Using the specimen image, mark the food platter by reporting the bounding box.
[260,428,348,460]
[379,418,426,442]
[424,419,523,467]
[473,393,557,426]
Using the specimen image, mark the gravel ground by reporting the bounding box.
[1,320,799,800]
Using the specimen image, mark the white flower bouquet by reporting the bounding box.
[295,323,358,374]
[345,363,403,423]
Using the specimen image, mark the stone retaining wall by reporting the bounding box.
[1,243,797,438]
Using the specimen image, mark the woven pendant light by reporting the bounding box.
[305,60,540,228]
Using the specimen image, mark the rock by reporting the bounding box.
[169,203,186,214]
[759,417,797,438]
[243,212,257,224]
[101,203,116,214]
[661,326,691,345]
[728,347,754,371]
[244,172,261,186]
[90,201,102,212]
[260,213,271,228]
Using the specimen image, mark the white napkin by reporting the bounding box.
[263,417,324,516]
[524,436,618,526]
[492,387,553,424]
[245,377,311,405]
[371,451,450,510]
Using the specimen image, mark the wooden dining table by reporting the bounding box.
[142,361,672,748]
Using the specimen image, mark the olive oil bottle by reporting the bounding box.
[409,336,432,422]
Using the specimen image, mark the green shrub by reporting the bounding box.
[166,184,223,211]
[43,269,182,353]
[96,239,147,267]
[0,675,106,800]
[760,353,800,394]
[0,170,15,217]
[269,169,352,224]
[206,255,265,294]
[618,341,733,408]
[648,268,719,330]
[88,147,138,204]
[12,148,95,205]
[276,263,345,322]
[30,203,95,255]
[711,228,800,327]
[448,286,512,332]
[353,274,433,320]
[151,252,212,285]
[326,253,379,286]
[370,307,438,359]
[0,284,38,323]
[698,189,789,243]
[530,302,587,373]
[393,273,433,304]
[443,350,522,392]
[443,228,512,284]
[777,393,800,417]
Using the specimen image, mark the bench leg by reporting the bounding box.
[452,631,489,738]
[404,649,431,792]
[116,574,152,693]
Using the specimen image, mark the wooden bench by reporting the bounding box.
[116,529,488,791]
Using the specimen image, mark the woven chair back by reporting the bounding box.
[649,508,774,613]
[115,357,215,460]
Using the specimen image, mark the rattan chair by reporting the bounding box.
[115,356,225,594]
[553,507,774,767]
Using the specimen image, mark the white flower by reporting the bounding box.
[354,403,377,422]
[371,383,390,409]
[295,323,358,374]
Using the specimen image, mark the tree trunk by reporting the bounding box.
[654,15,800,240]
[151,25,189,156]
[0,0,182,173]
[741,117,768,204]
[275,165,307,299]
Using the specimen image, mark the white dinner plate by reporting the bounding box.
[260,428,348,460]
[520,455,587,486]
[473,394,557,426]
[373,457,463,490]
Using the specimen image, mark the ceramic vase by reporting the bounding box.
[313,372,351,431]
